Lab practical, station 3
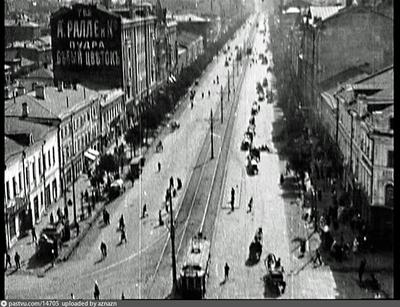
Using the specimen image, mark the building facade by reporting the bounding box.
[5,19,41,44]
[5,117,61,249]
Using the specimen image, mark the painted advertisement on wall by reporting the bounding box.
[51,4,122,87]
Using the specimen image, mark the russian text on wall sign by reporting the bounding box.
[54,7,121,68]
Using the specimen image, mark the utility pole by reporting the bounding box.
[70,116,78,227]
[232,64,235,92]
[228,69,230,101]
[220,85,224,124]
[210,109,214,160]
[169,191,177,293]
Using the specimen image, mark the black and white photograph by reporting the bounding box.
[3,0,394,300]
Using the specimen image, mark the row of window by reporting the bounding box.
[62,128,98,165]
[5,146,56,202]
[60,107,98,140]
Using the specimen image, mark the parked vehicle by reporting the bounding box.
[130,155,145,179]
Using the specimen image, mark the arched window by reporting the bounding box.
[385,184,394,208]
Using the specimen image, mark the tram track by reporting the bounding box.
[143,20,258,298]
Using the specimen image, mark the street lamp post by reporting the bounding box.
[168,192,178,293]
[220,85,224,124]
[228,69,230,101]
[211,109,214,159]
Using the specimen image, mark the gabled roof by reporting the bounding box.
[5,95,57,120]
[319,65,370,91]
[5,136,24,162]
[5,117,56,145]
[178,31,203,47]
[24,67,54,79]
[308,5,344,23]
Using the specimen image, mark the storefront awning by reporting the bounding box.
[87,148,100,157]
[84,151,97,161]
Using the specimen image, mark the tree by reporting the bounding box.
[98,154,119,175]
[125,125,141,158]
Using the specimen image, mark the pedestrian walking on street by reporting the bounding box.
[119,214,125,231]
[248,197,253,213]
[359,258,367,284]
[120,229,127,244]
[142,204,148,219]
[5,252,12,269]
[14,252,21,270]
[158,162,161,172]
[177,178,182,190]
[121,292,125,300]
[202,92,204,99]
[159,210,164,226]
[191,100,194,109]
[230,188,235,211]
[31,226,37,244]
[208,90,211,97]
[224,262,230,281]
[100,242,107,259]
[70,293,75,299]
[170,176,174,188]
[217,75,219,84]
[313,248,323,266]
[94,281,100,300]
[280,173,284,185]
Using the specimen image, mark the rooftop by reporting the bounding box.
[5,19,40,27]
[173,13,209,23]
[5,136,24,162]
[24,67,54,79]
[308,5,344,24]
[178,31,203,47]
[5,84,100,121]
[319,65,370,91]
[5,117,56,146]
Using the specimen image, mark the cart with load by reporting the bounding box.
[241,134,252,151]
[264,253,286,295]
[246,156,259,175]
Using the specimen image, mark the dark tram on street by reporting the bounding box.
[178,233,211,299]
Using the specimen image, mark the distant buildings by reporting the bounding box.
[5,19,41,45]
[176,31,204,73]
[278,0,394,246]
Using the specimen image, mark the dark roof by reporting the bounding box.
[25,67,54,79]
[5,136,24,161]
[178,31,202,47]
[5,94,57,120]
[5,117,56,143]
[319,65,370,91]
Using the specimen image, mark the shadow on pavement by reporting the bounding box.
[26,252,52,270]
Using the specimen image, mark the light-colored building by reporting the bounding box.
[5,116,60,249]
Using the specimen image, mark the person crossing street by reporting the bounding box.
[224,262,230,281]
[120,229,127,244]
[94,281,100,300]
[231,188,235,211]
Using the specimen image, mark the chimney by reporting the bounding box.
[58,81,64,92]
[35,84,46,99]
[22,102,29,117]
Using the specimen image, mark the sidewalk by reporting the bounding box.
[4,134,141,277]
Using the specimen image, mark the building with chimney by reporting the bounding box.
[5,83,102,194]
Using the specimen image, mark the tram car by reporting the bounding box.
[178,233,211,299]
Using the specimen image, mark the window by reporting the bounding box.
[385,184,394,207]
[26,166,30,186]
[12,177,18,197]
[52,147,56,165]
[32,161,36,184]
[387,150,394,168]
[18,172,22,193]
[6,181,10,201]
[38,157,42,176]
